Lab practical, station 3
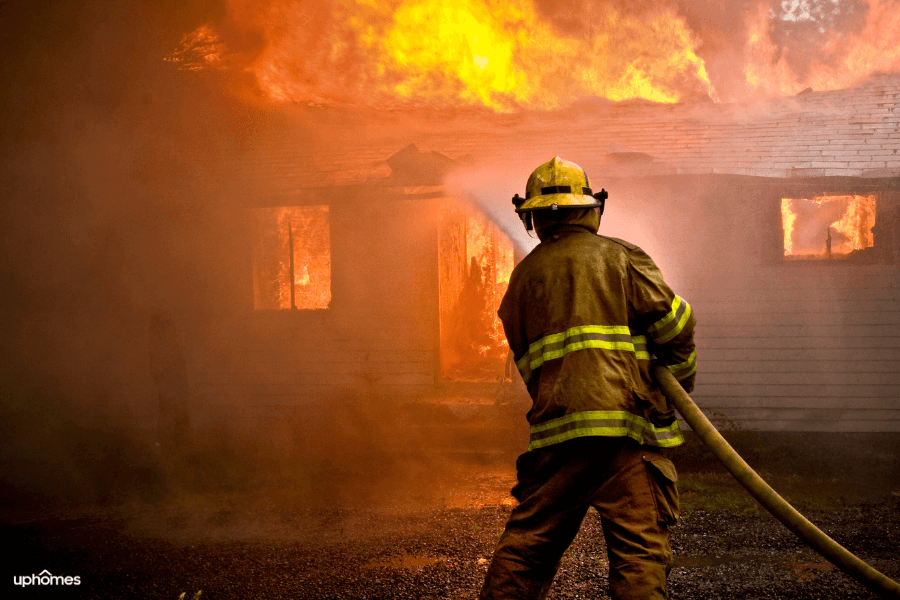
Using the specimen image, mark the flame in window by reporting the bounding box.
[252,206,331,309]
[781,195,876,259]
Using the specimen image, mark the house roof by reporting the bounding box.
[232,72,900,198]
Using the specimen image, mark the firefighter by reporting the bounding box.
[479,157,696,600]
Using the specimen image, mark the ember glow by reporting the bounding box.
[252,206,332,310]
[781,194,876,259]
[164,24,229,72]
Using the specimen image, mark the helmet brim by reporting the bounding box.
[515,193,604,213]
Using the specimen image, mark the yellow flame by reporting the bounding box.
[781,198,796,256]
[181,0,716,110]
[295,264,310,286]
[828,195,876,253]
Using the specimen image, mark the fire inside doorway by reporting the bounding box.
[439,202,515,382]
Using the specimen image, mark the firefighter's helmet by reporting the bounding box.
[512,157,606,213]
[512,157,607,230]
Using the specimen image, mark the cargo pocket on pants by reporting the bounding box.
[643,455,680,526]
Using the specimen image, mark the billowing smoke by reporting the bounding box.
[0,0,533,512]
[0,0,248,508]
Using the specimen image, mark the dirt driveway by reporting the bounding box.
[4,462,899,599]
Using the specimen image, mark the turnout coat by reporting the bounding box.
[499,216,697,451]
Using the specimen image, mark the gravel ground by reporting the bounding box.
[4,470,899,600]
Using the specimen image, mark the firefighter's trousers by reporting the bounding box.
[479,436,679,600]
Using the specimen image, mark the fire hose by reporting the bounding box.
[652,365,900,599]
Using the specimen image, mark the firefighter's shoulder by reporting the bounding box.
[595,235,659,269]
[596,235,640,251]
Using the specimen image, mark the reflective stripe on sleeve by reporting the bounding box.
[632,335,650,361]
[515,325,634,383]
[528,410,684,450]
[647,295,692,345]
[666,349,697,382]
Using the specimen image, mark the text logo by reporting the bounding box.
[13,570,81,587]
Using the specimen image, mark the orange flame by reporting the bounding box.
[252,206,331,310]
[172,0,716,110]
[781,198,797,256]
[744,0,900,97]
[164,24,229,71]
[828,194,877,253]
[781,195,876,259]
[745,3,804,96]
[806,0,900,91]
[439,201,514,381]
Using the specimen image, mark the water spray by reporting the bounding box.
[443,164,673,279]
[443,165,541,257]
[653,366,900,599]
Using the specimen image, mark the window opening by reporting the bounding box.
[780,194,876,260]
[252,205,331,310]
[439,202,515,381]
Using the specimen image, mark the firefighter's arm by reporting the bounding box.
[497,278,528,381]
[628,248,697,392]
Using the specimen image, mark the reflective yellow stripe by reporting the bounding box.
[529,410,684,450]
[666,349,697,382]
[647,295,682,333]
[632,335,650,361]
[648,295,692,345]
[515,325,637,383]
[541,339,634,362]
[525,325,632,355]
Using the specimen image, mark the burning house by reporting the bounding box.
[149,1,900,468]
[7,1,900,498]
[4,3,900,598]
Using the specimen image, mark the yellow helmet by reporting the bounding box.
[512,157,606,214]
